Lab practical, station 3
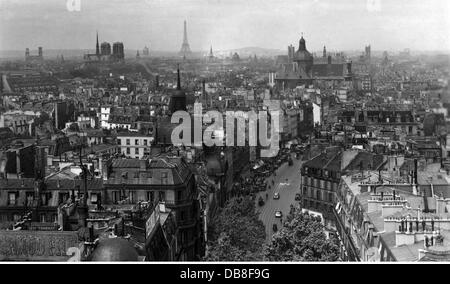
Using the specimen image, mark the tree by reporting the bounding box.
[205,196,266,261]
[264,209,340,262]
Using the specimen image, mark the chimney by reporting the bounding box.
[414,159,418,184]
[413,159,418,195]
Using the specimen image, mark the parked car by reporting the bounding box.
[275,211,283,218]
[295,193,301,201]
[272,224,278,232]
[273,192,280,200]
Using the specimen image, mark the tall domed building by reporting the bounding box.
[275,35,353,88]
[294,36,314,74]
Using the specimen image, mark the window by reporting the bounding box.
[135,139,139,145]
[8,192,17,206]
[59,192,70,204]
[159,191,166,201]
[126,148,130,155]
[316,190,321,201]
[40,214,46,223]
[329,193,333,203]
[26,192,34,206]
[147,191,154,202]
[129,191,136,203]
[178,190,183,201]
[144,140,148,146]
[161,172,168,184]
[135,148,139,155]
[126,139,130,145]
[117,139,121,145]
[90,193,100,204]
[112,191,120,204]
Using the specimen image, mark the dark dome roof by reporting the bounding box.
[300,36,306,44]
[295,36,313,61]
[90,238,139,262]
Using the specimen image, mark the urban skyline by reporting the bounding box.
[1,0,450,266]
[0,0,449,52]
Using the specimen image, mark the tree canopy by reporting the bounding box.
[205,196,266,261]
[264,208,340,262]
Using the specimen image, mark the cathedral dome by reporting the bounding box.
[295,36,313,62]
[90,238,139,262]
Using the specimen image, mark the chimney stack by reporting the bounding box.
[413,159,418,195]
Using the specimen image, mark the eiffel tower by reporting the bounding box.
[179,20,192,58]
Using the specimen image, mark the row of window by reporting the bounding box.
[118,138,150,146]
[116,171,169,183]
[6,192,54,206]
[1,213,57,223]
[5,188,189,207]
[303,177,338,191]
[303,167,341,180]
[303,186,334,203]
[124,147,141,155]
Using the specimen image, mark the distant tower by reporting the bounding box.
[323,46,327,58]
[365,45,371,61]
[96,32,100,55]
[101,42,111,55]
[25,48,30,59]
[208,45,214,61]
[143,46,150,56]
[136,50,140,59]
[179,20,192,58]
[112,42,125,61]
[38,47,43,58]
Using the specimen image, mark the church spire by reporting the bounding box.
[96,31,100,55]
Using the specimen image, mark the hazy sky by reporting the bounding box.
[1,0,449,52]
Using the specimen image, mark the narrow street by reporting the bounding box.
[255,154,304,242]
